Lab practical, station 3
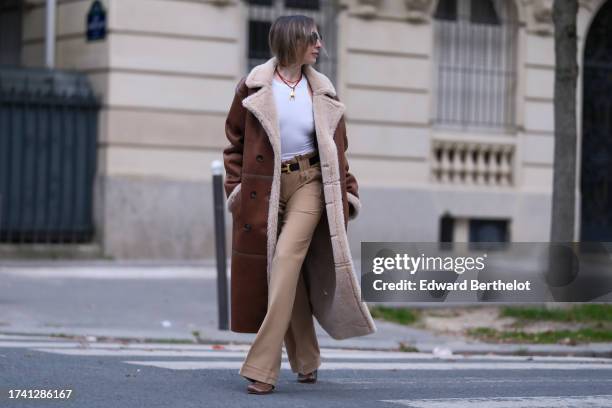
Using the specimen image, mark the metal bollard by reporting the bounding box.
[211,160,229,330]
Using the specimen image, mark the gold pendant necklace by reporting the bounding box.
[276,67,301,101]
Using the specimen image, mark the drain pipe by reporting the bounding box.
[45,0,56,68]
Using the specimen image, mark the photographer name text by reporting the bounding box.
[372,279,532,291]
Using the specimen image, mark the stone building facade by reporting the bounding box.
[1,0,609,259]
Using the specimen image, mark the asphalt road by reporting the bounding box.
[2,334,612,408]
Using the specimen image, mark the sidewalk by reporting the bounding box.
[1,260,611,358]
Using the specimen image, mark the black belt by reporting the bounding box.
[281,154,320,173]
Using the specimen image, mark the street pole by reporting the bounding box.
[45,0,56,68]
[211,160,229,330]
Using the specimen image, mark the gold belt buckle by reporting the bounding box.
[282,162,292,173]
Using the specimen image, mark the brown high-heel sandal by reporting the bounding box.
[297,369,317,383]
[246,380,275,394]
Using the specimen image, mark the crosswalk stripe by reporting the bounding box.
[381,395,612,407]
[0,341,250,351]
[0,341,83,348]
[26,347,612,365]
[0,266,216,279]
[33,347,435,360]
[122,361,612,371]
[2,336,612,367]
[0,334,61,341]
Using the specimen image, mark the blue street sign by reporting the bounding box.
[87,0,106,41]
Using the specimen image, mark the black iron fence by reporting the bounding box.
[0,67,100,244]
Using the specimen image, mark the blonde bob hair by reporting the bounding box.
[268,15,328,67]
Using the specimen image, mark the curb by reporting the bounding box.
[2,328,612,359]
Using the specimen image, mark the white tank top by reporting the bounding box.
[272,74,317,161]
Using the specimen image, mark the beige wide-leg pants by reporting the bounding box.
[239,150,324,386]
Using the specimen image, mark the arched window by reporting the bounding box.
[245,0,338,83]
[433,0,518,132]
[580,0,612,241]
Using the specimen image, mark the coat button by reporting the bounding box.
[256,155,264,162]
[250,191,257,199]
[243,223,251,231]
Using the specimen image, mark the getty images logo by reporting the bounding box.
[371,253,488,275]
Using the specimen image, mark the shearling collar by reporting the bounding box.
[244,56,337,97]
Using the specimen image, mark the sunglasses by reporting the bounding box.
[309,31,323,45]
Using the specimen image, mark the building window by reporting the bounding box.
[469,219,509,242]
[248,20,271,62]
[470,0,500,25]
[432,0,518,132]
[0,0,23,67]
[439,213,454,242]
[434,0,456,21]
[245,0,337,83]
[285,0,320,10]
[439,216,510,243]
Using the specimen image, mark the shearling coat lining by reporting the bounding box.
[223,56,376,340]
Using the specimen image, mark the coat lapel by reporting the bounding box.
[241,78,282,284]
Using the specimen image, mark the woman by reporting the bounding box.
[223,15,377,395]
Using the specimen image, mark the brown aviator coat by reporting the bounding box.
[222,56,376,340]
